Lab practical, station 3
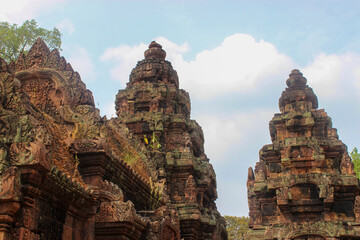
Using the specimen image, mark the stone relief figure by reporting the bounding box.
[183,133,192,152]
[119,100,129,113]
[328,186,334,200]
[150,93,161,112]
[253,211,262,225]
[355,196,360,222]
[0,146,8,172]
[340,154,355,175]
[173,189,182,202]
[276,187,292,202]
[254,162,266,181]
[355,196,360,211]
[184,175,197,203]
[318,184,327,199]
[0,166,21,200]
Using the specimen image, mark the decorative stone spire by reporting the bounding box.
[279,69,318,113]
[115,40,226,239]
[144,41,166,60]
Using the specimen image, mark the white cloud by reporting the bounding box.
[102,101,116,119]
[0,0,68,23]
[101,34,295,99]
[196,109,275,216]
[100,37,189,88]
[68,46,97,83]
[153,36,189,63]
[100,34,360,112]
[56,18,74,35]
[100,42,147,88]
[177,34,296,99]
[217,179,248,216]
[196,110,274,162]
[302,52,360,100]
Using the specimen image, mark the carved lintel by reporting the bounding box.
[72,139,105,154]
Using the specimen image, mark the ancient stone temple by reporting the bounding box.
[115,41,227,239]
[247,70,360,239]
[0,39,227,240]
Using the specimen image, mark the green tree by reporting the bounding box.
[351,147,360,179]
[0,19,61,62]
[224,215,249,240]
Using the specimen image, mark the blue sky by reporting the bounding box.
[2,0,360,217]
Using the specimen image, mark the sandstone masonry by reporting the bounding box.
[0,39,227,240]
[247,70,360,240]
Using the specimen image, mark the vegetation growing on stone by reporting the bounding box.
[0,19,61,62]
[351,147,360,179]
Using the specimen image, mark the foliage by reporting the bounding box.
[150,132,161,149]
[224,215,249,240]
[0,19,62,62]
[149,177,165,209]
[144,132,162,150]
[351,147,360,179]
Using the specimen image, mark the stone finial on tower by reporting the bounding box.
[144,41,166,60]
[123,40,179,90]
[279,69,318,112]
[286,69,307,89]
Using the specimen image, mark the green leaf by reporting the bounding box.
[351,147,360,179]
[0,19,62,62]
[224,215,249,240]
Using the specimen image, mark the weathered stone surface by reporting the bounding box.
[247,69,360,240]
[115,41,227,240]
[0,39,226,239]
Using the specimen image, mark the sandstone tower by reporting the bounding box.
[115,41,227,239]
[0,39,226,240]
[247,70,360,239]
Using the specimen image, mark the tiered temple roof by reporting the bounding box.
[116,41,227,240]
[247,70,360,239]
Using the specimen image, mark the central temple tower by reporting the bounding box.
[115,41,227,240]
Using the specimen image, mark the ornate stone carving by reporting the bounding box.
[184,175,197,203]
[247,70,360,239]
[115,41,226,239]
[0,167,21,201]
[0,39,225,240]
